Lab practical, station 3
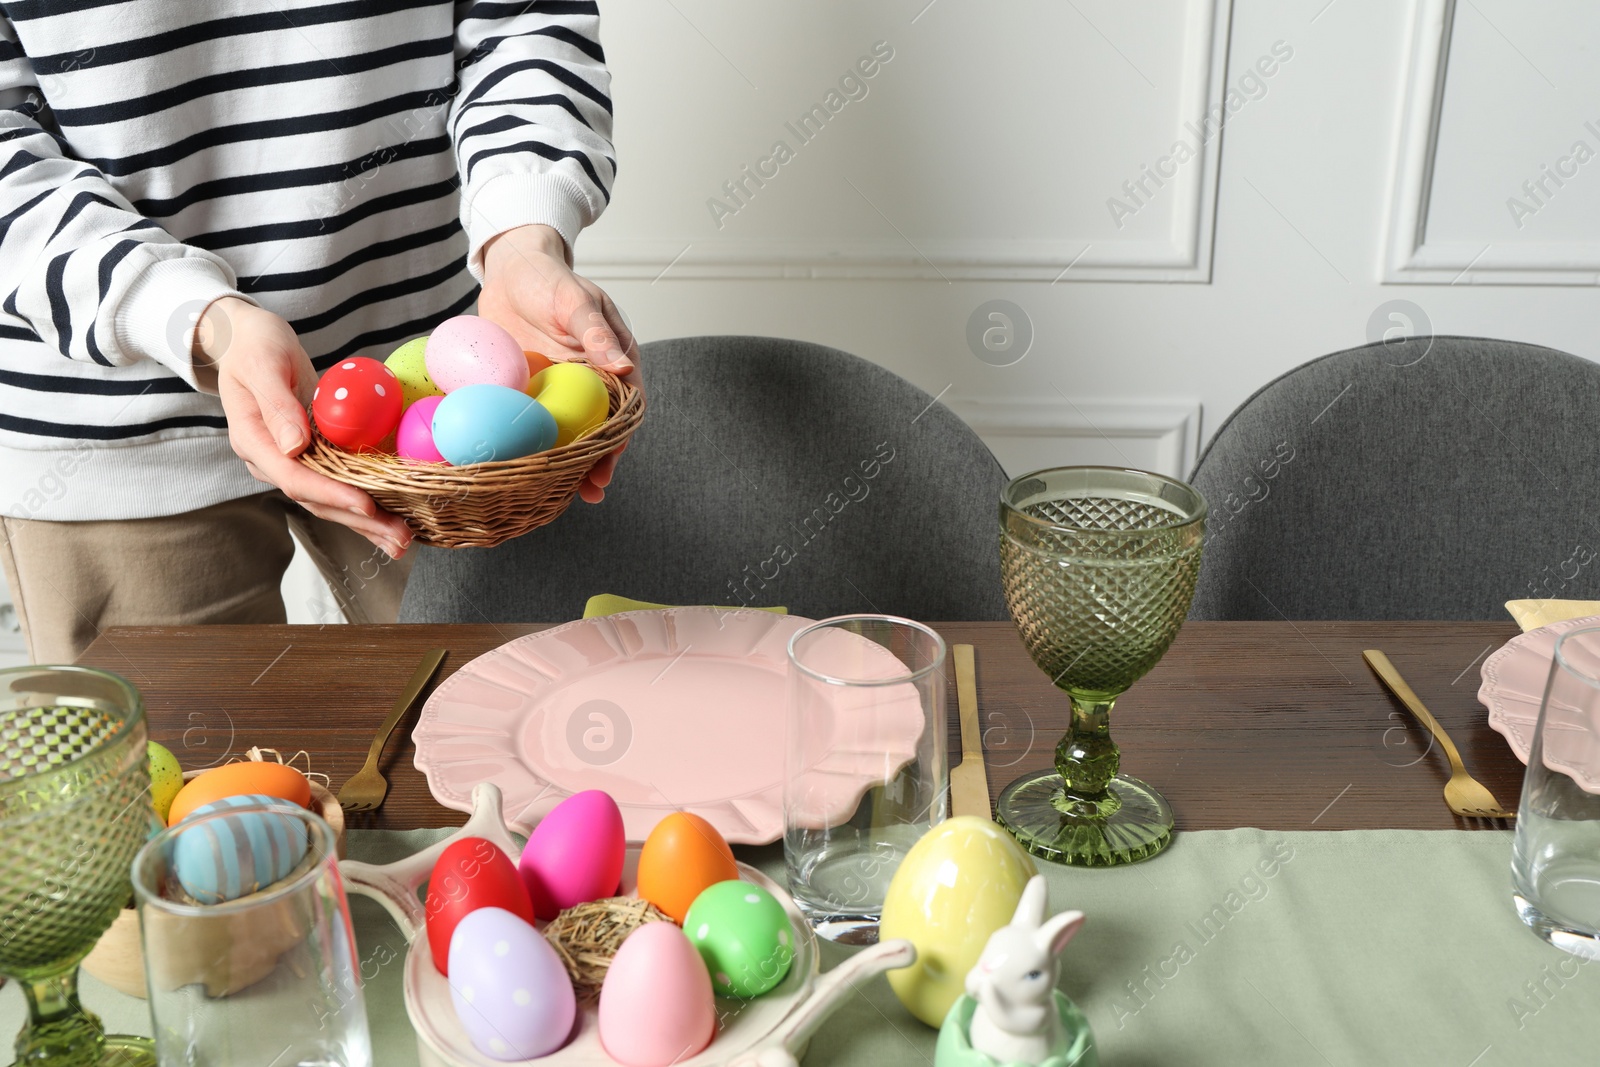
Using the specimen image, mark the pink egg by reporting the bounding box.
[599,922,715,1066]
[396,395,446,464]
[425,315,528,393]
[518,790,625,920]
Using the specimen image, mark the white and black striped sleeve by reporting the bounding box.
[451,0,616,277]
[0,17,247,387]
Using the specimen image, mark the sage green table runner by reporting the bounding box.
[5,828,1592,1066]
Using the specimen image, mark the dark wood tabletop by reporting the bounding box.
[77,619,1524,833]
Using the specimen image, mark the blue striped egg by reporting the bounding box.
[173,795,311,904]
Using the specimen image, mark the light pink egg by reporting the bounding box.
[396,395,446,464]
[425,316,528,393]
[599,922,716,1066]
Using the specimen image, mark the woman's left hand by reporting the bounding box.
[478,224,637,503]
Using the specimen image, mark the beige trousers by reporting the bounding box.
[0,491,413,664]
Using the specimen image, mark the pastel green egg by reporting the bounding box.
[683,880,794,998]
[147,740,183,824]
[384,336,444,408]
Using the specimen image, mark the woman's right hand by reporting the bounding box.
[202,296,412,558]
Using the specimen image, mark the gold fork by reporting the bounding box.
[337,648,447,814]
[1363,649,1516,821]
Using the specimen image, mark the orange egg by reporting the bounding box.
[166,762,311,825]
[524,349,555,377]
[636,812,739,924]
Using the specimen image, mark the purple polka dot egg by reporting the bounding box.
[447,906,576,1060]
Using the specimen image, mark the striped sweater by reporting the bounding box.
[0,0,615,521]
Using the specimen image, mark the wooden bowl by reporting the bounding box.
[81,779,344,999]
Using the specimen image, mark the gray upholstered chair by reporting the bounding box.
[1188,335,1600,620]
[399,335,1009,623]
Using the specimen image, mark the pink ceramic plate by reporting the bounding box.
[413,608,927,843]
[1478,613,1600,794]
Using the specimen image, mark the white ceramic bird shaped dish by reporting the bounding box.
[339,783,915,1067]
[934,875,1097,1067]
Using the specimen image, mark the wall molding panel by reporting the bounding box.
[946,397,1204,479]
[1383,0,1600,285]
[583,0,1233,283]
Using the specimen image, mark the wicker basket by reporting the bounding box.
[299,364,644,548]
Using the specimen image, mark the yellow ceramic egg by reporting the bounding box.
[879,817,1037,1027]
[383,336,444,408]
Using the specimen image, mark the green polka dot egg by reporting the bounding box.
[384,336,444,408]
[682,879,794,998]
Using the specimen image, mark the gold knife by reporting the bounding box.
[950,643,991,820]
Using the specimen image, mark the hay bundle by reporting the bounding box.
[543,896,672,1000]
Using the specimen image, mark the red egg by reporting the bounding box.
[425,836,534,976]
[312,357,403,450]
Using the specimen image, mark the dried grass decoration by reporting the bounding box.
[543,896,672,1000]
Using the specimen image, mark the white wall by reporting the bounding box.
[579,0,1600,477]
[9,0,1597,653]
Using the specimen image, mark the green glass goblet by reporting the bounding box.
[996,467,1206,866]
[0,666,159,1066]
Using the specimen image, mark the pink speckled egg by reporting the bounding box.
[518,790,625,920]
[396,395,446,464]
[425,315,528,393]
[599,921,715,1066]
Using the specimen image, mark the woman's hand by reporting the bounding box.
[478,224,637,502]
[204,296,412,558]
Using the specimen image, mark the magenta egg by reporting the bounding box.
[396,395,446,464]
[518,790,625,920]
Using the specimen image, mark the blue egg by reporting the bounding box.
[431,384,558,465]
[172,795,311,904]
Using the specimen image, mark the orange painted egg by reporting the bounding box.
[636,812,739,924]
[167,762,311,826]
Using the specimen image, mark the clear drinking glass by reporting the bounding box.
[132,804,372,1067]
[1512,625,1600,957]
[785,615,947,945]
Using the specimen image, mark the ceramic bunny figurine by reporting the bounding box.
[963,875,1085,1065]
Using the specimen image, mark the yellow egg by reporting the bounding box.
[147,741,183,823]
[527,362,608,447]
[384,336,444,408]
[879,817,1037,1027]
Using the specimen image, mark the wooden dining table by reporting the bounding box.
[76,618,1526,833]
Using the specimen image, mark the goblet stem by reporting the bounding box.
[1052,698,1123,817]
[16,964,106,1065]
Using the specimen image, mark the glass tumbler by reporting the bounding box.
[1512,625,1600,957]
[133,804,372,1067]
[785,615,947,944]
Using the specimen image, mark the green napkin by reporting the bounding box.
[582,593,787,618]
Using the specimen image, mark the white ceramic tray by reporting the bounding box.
[340,783,914,1067]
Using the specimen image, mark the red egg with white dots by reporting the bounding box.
[312,357,403,451]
